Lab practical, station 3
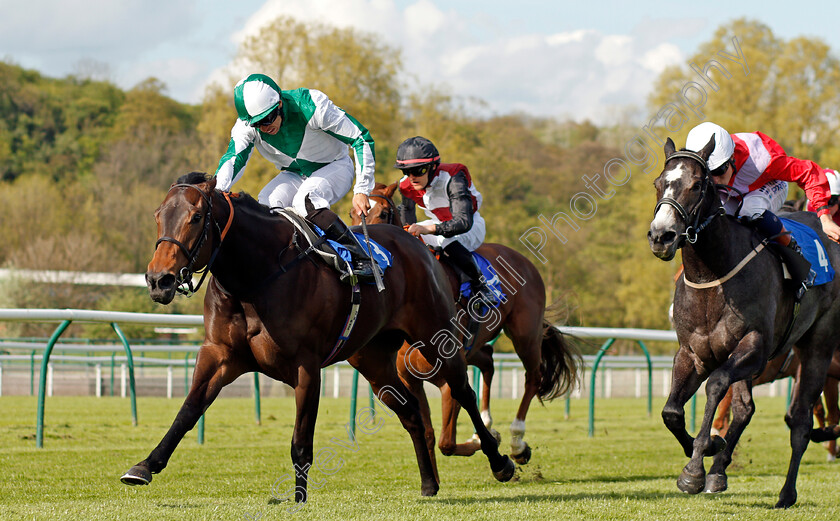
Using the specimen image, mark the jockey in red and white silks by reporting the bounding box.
[685,122,840,291]
[398,163,485,251]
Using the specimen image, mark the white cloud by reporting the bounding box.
[212,0,693,124]
[639,43,683,73]
[0,0,694,125]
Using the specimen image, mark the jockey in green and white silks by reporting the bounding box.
[214,73,376,280]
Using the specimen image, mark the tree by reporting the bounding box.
[647,18,840,164]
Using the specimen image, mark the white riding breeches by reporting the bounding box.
[258,155,355,216]
[720,179,788,219]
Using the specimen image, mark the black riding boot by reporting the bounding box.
[750,210,812,299]
[307,207,374,282]
[773,234,813,299]
[443,242,494,307]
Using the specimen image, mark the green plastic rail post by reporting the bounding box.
[29,350,35,396]
[350,369,360,435]
[588,338,615,437]
[254,372,262,425]
[35,320,72,448]
[690,393,697,434]
[110,323,138,427]
[636,340,653,417]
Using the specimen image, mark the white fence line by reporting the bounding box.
[0,308,689,399]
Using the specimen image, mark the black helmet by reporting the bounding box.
[394,136,440,169]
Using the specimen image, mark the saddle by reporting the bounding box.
[274,209,355,280]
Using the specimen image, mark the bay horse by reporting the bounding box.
[120,173,515,503]
[351,182,580,472]
[713,350,840,460]
[648,137,840,508]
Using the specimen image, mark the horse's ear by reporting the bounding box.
[698,135,716,162]
[664,138,676,158]
[207,176,217,190]
[384,181,399,198]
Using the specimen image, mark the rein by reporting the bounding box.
[154,184,234,297]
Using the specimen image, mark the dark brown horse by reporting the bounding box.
[352,182,580,473]
[120,173,515,503]
[648,138,840,508]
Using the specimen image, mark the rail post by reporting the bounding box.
[36,320,71,448]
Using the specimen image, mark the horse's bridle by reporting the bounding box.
[654,150,727,244]
[369,193,398,225]
[155,184,233,296]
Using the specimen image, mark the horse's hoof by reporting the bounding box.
[677,469,705,494]
[704,473,727,493]
[511,444,532,465]
[492,456,516,482]
[703,435,726,457]
[775,492,797,509]
[420,482,439,497]
[120,465,152,486]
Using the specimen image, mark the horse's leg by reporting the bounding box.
[121,345,244,485]
[678,333,766,495]
[823,378,840,460]
[705,379,755,493]
[352,350,440,496]
[286,365,321,506]
[474,344,498,435]
[662,347,706,459]
[400,363,440,482]
[508,337,541,465]
[777,347,835,508]
[711,387,734,437]
[414,339,515,481]
[437,383,484,456]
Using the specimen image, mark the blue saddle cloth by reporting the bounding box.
[780,218,835,286]
[310,224,392,275]
[328,232,392,274]
[459,252,507,307]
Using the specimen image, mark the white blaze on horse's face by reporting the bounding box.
[651,163,689,231]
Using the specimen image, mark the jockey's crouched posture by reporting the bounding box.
[394,136,494,305]
[686,122,840,293]
[213,73,374,280]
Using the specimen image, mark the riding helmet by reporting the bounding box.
[233,73,282,126]
[394,136,441,169]
[685,122,734,171]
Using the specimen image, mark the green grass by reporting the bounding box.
[2,394,840,520]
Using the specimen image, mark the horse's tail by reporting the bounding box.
[538,299,583,402]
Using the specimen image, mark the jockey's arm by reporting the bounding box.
[436,171,474,238]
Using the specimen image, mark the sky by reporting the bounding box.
[1,0,838,125]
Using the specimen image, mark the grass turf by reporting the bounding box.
[2,394,840,520]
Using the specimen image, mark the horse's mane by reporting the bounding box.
[173,172,273,217]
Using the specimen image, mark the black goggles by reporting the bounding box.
[404,164,434,178]
[250,105,281,128]
[829,194,839,207]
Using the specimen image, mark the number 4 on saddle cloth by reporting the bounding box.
[458,252,507,311]
[780,217,835,287]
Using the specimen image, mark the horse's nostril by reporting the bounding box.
[661,231,677,244]
[158,274,176,290]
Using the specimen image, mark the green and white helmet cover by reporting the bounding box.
[233,74,281,125]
